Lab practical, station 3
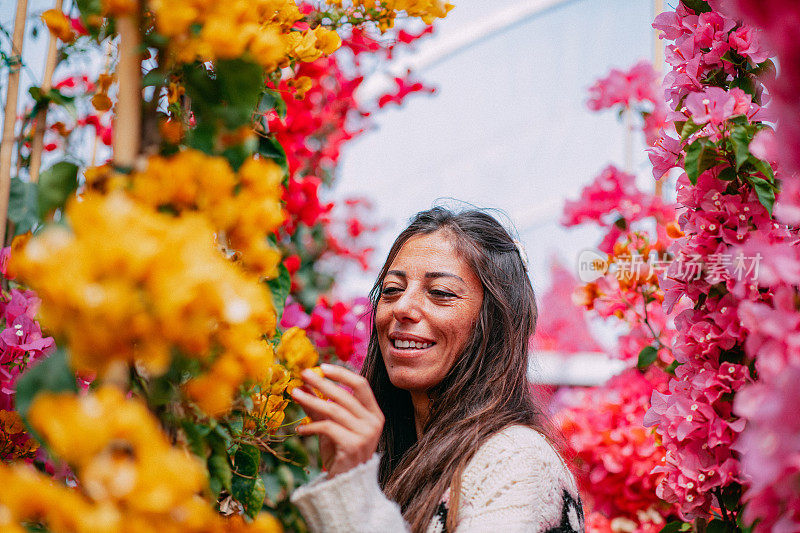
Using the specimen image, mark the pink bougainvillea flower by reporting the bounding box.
[684,87,737,127]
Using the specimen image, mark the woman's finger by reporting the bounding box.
[290,387,367,433]
[296,419,355,448]
[299,368,372,420]
[319,363,383,416]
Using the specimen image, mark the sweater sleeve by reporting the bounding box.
[454,426,584,533]
[290,454,411,533]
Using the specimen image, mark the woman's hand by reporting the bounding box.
[290,363,384,478]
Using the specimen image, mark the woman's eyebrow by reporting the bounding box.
[425,272,464,282]
[386,270,406,278]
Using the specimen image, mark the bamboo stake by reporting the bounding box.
[112,8,142,169]
[29,0,63,183]
[0,0,29,244]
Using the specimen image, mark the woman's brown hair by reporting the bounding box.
[361,206,556,532]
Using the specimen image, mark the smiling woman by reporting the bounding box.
[289,207,585,532]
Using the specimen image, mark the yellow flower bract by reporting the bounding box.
[0,387,283,532]
[130,150,285,280]
[11,191,277,400]
[41,9,76,43]
[275,327,318,376]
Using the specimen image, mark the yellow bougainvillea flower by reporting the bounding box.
[275,327,318,376]
[246,392,289,431]
[288,75,313,99]
[10,191,277,383]
[130,150,285,279]
[29,387,208,513]
[312,26,342,56]
[0,388,285,531]
[41,9,75,43]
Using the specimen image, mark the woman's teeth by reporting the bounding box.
[392,339,432,350]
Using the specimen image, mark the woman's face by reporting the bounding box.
[375,230,484,394]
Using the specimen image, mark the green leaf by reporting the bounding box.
[257,135,288,174]
[181,421,211,457]
[720,481,743,511]
[267,263,291,319]
[283,436,309,466]
[15,348,78,422]
[232,443,261,506]
[730,76,755,96]
[681,0,711,14]
[243,475,266,518]
[749,155,775,182]
[665,360,681,375]
[142,69,166,88]
[276,464,295,493]
[679,118,703,142]
[659,521,691,533]
[208,452,232,496]
[637,346,658,370]
[259,88,287,119]
[37,161,79,218]
[717,167,737,181]
[8,178,40,236]
[750,176,776,215]
[75,0,102,18]
[187,122,216,155]
[215,59,265,129]
[222,142,255,172]
[28,87,76,118]
[683,138,718,185]
[729,126,752,170]
[750,59,776,80]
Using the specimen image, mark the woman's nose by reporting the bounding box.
[392,287,423,322]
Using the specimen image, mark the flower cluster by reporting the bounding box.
[0,387,283,532]
[0,285,55,463]
[280,297,370,369]
[551,60,682,529]
[556,369,673,528]
[563,162,680,366]
[10,192,276,414]
[725,235,800,529]
[0,287,56,412]
[244,329,323,435]
[587,60,660,111]
[586,60,667,145]
[562,165,676,253]
[2,0,449,528]
[125,151,285,279]
[41,9,77,43]
[115,0,331,69]
[724,0,800,225]
[0,410,38,463]
[642,0,796,525]
[326,0,452,29]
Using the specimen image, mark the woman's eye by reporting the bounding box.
[430,289,456,298]
[381,286,402,296]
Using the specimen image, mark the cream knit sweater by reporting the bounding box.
[290,425,585,532]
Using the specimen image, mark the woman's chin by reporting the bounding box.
[386,368,440,393]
